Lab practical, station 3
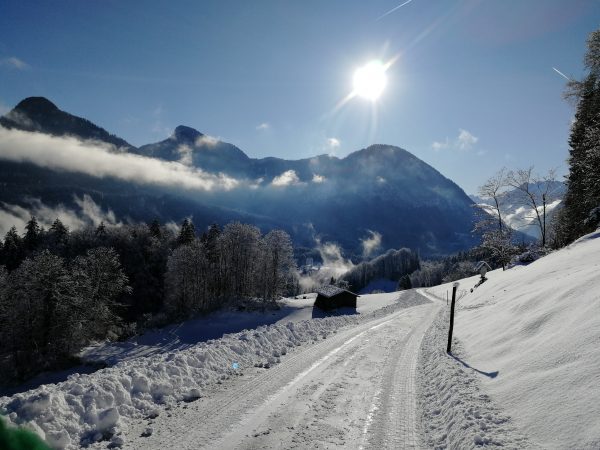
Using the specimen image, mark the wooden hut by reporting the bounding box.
[314,285,359,311]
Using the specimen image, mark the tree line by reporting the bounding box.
[554,29,600,245]
[475,28,600,257]
[0,217,297,383]
[342,248,420,293]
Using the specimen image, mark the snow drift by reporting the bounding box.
[425,230,600,449]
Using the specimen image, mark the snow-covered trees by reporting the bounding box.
[0,215,298,382]
[219,222,262,300]
[165,241,210,317]
[165,223,297,317]
[261,230,295,301]
[479,229,517,271]
[0,249,129,380]
[343,248,420,293]
[556,28,600,244]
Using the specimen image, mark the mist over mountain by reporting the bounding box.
[0,97,479,258]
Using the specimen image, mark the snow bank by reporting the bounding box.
[424,231,600,449]
[418,309,534,449]
[80,292,401,366]
[0,293,426,449]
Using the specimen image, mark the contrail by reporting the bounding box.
[376,0,415,21]
[552,67,571,81]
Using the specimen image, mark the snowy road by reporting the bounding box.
[122,291,439,449]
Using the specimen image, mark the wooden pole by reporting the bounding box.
[447,283,458,353]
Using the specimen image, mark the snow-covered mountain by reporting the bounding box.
[0,97,480,256]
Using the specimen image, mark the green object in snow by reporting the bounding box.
[0,416,52,450]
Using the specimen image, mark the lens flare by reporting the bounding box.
[353,60,388,101]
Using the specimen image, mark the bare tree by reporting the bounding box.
[477,167,509,232]
[506,167,559,247]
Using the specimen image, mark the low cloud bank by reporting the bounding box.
[0,195,121,236]
[272,170,301,187]
[0,127,239,192]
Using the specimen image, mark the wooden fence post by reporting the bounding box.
[447,282,459,353]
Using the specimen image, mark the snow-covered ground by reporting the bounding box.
[3,231,599,450]
[0,291,415,449]
[416,299,535,449]
[424,230,600,449]
[80,292,401,365]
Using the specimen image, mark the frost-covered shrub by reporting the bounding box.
[511,245,552,266]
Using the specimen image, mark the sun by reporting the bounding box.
[353,60,388,101]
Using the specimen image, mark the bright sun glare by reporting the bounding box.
[353,60,387,101]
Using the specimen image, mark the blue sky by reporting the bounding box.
[0,0,598,193]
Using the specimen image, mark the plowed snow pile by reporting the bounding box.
[0,293,425,449]
[426,230,600,449]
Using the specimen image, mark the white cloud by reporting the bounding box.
[249,177,265,189]
[0,127,239,191]
[0,195,121,236]
[327,137,340,149]
[0,56,29,70]
[177,144,193,166]
[195,135,219,148]
[431,129,479,152]
[457,128,478,150]
[312,174,325,183]
[272,169,301,187]
[73,194,120,227]
[361,230,382,257]
[256,122,270,131]
[432,138,450,151]
[376,176,386,183]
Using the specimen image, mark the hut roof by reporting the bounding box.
[475,261,492,271]
[316,285,359,298]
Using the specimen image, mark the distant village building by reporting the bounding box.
[314,285,359,311]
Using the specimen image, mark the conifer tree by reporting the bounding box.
[23,216,41,251]
[559,28,600,243]
[1,226,24,271]
[176,218,196,246]
[95,221,107,236]
[148,218,162,239]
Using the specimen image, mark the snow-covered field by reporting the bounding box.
[425,230,600,449]
[416,302,535,449]
[3,231,599,449]
[0,291,415,449]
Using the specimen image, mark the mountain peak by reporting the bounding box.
[0,96,133,150]
[172,125,203,142]
[13,97,59,115]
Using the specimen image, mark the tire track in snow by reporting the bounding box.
[122,292,435,449]
[363,300,439,449]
